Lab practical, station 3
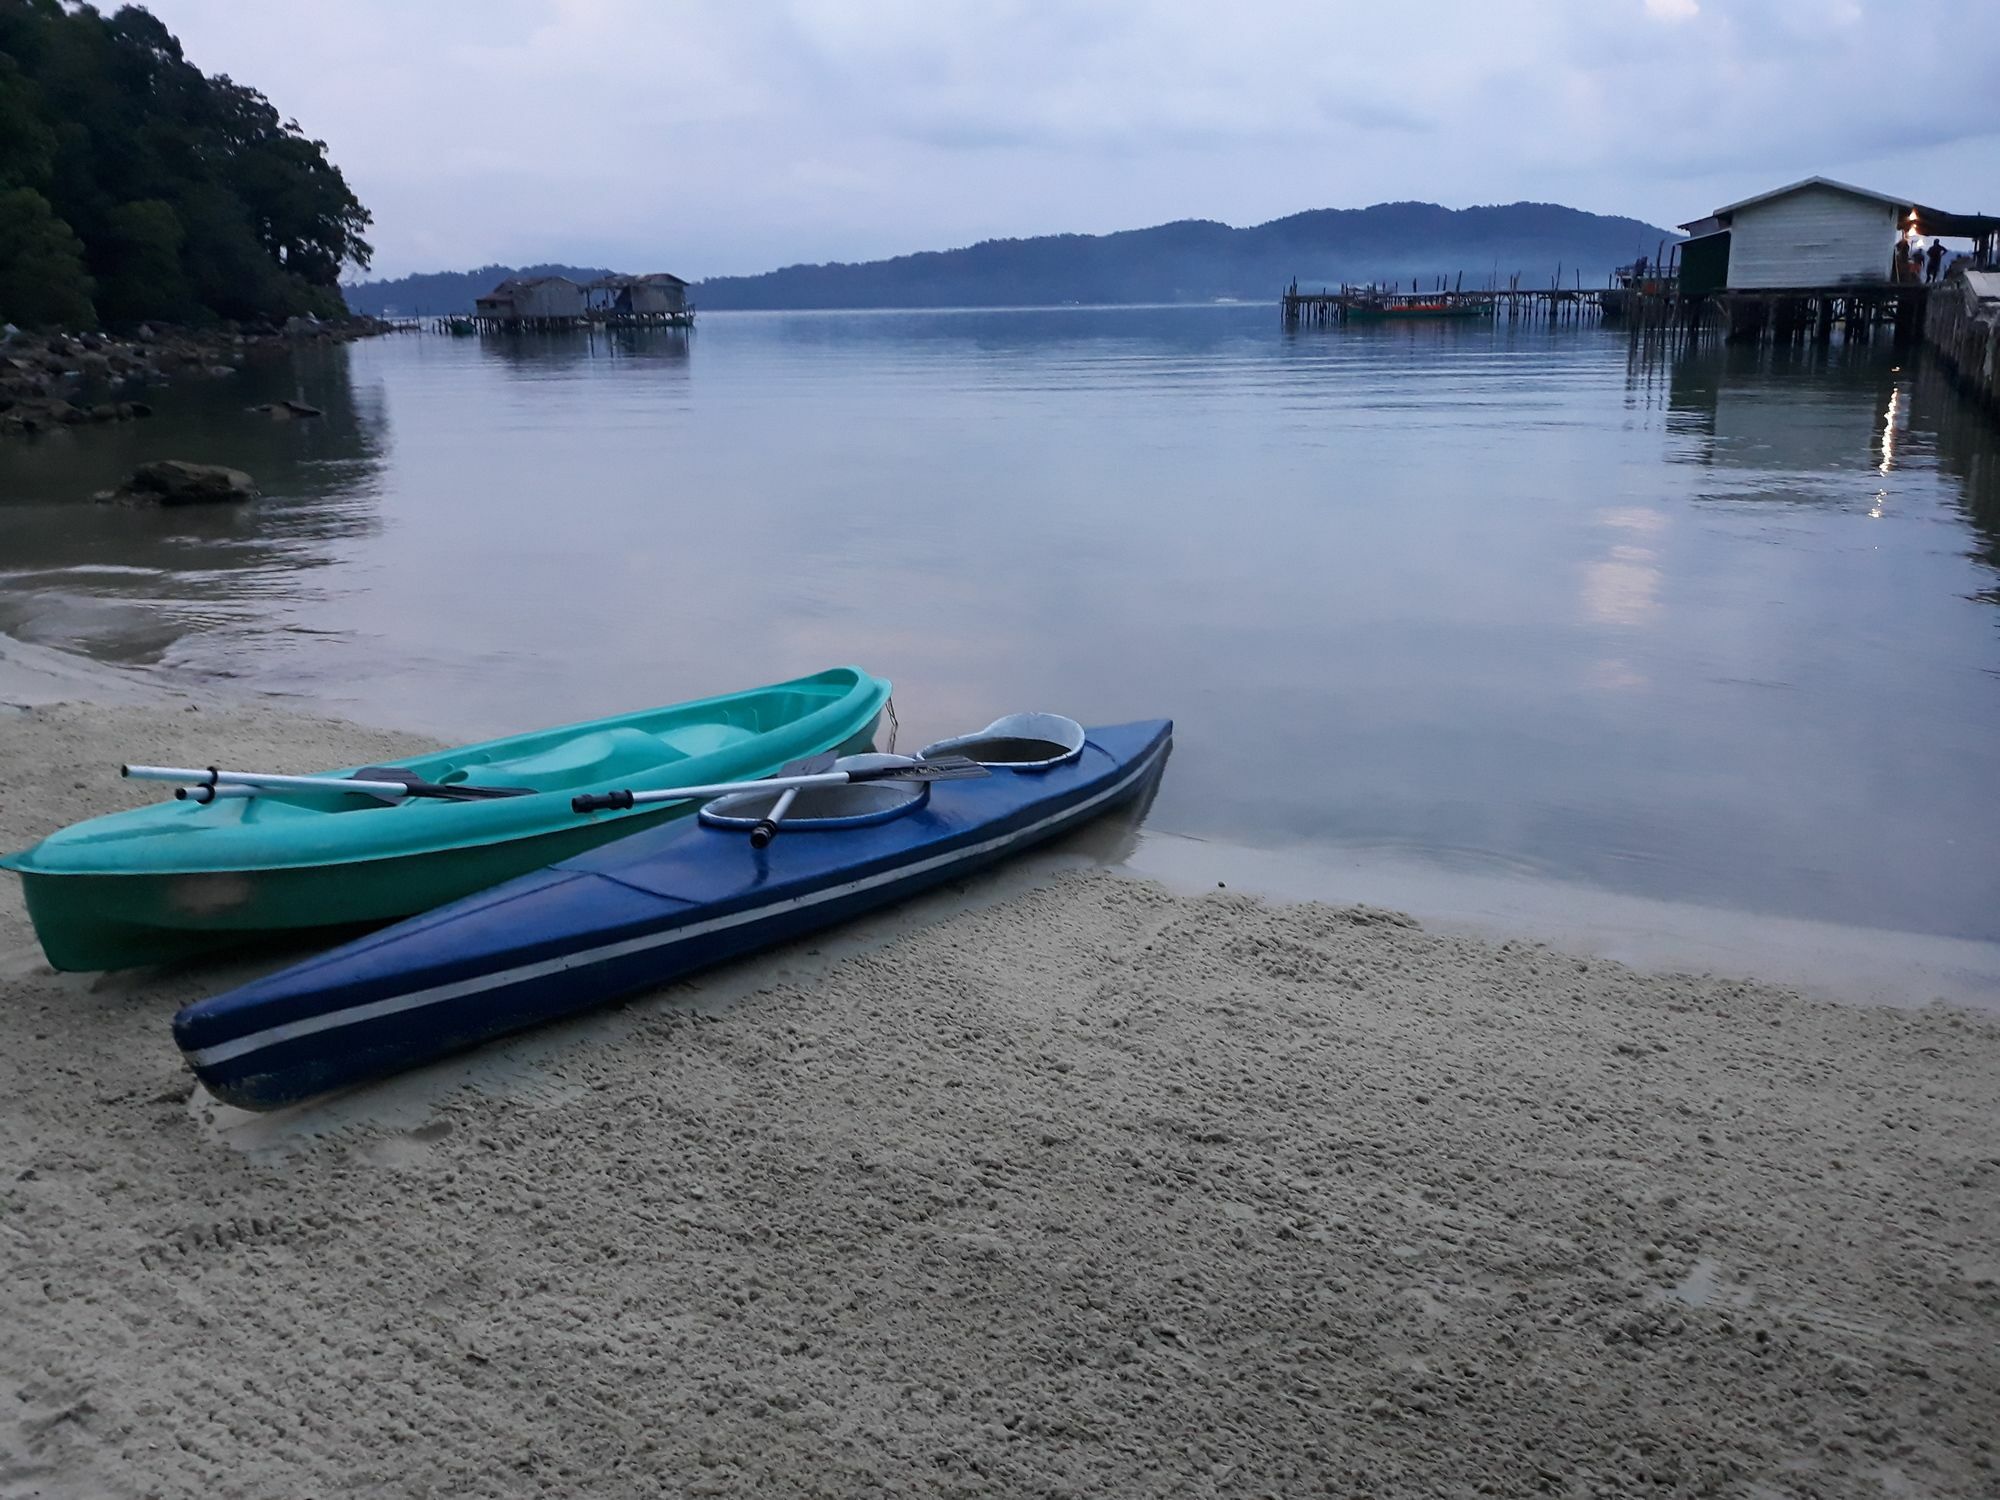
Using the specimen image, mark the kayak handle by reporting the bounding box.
[572,789,636,814]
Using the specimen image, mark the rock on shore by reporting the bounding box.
[102,459,257,505]
[0,318,384,438]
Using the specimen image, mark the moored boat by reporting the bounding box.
[1345,297,1495,320]
[2,667,890,971]
[172,717,1172,1110]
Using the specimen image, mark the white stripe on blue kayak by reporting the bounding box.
[187,738,1166,1071]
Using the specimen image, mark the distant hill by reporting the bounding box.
[342,202,1680,315]
[339,263,613,317]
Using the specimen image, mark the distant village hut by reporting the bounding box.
[626,273,689,315]
[471,275,587,328]
[586,273,693,325]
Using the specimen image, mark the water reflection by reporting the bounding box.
[1659,338,1999,606]
[0,311,1996,941]
[1582,507,1667,633]
[1915,359,2000,604]
[0,343,386,660]
[477,325,692,380]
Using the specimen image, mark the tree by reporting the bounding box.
[0,0,373,327]
[0,53,55,191]
[95,195,189,325]
[0,185,95,327]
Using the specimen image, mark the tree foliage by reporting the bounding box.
[0,0,371,328]
[0,185,95,325]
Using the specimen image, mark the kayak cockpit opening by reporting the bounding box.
[920,713,1086,771]
[699,753,929,832]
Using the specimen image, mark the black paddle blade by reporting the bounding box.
[851,754,989,783]
[352,767,536,801]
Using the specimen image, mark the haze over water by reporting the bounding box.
[2,306,1997,942]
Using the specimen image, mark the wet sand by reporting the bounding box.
[1,688,1996,1498]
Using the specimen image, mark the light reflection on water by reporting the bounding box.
[0,307,1996,940]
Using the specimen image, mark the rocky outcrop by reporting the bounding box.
[0,392,153,435]
[247,399,324,420]
[0,317,386,441]
[106,460,257,506]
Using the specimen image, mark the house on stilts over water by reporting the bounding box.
[1639,176,2000,344]
[469,272,695,331]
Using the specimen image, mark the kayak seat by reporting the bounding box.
[653,721,761,758]
[467,727,679,792]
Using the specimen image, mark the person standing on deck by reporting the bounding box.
[1925,239,1947,283]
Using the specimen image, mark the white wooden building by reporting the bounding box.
[1678,178,1905,291]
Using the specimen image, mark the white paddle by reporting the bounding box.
[122,764,532,804]
[571,755,987,815]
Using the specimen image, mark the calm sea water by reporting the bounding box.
[2,307,1997,940]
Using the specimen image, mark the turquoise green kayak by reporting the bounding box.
[1,666,889,971]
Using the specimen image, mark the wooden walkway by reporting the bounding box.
[1282,275,1932,347]
[453,309,696,334]
[1283,285,1615,326]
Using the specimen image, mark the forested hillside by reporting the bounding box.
[691,201,1678,309]
[343,201,1679,315]
[0,0,371,329]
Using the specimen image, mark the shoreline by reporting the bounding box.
[0,676,1996,1495]
[1124,830,2000,1017]
[1,318,391,440]
[7,627,1995,1014]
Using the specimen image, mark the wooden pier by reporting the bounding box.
[1620,284,1928,346]
[1282,273,1931,348]
[1283,275,1623,328]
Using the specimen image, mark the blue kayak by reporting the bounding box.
[173,718,1172,1110]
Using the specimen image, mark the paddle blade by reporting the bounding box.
[774,752,839,778]
[352,767,535,801]
[853,754,989,783]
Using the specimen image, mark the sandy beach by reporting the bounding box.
[2,685,1997,1498]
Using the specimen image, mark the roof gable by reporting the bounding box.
[1710,176,1908,218]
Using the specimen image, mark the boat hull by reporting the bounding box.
[173,719,1172,1110]
[4,668,888,970]
[1346,304,1493,320]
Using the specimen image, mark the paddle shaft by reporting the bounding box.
[179,783,258,804]
[126,765,416,798]
[575,769,869,814]
[749,786,800,849]
[572,754,985,814]
[128,764,534,804]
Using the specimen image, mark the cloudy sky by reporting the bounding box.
[142,0,1999,282]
